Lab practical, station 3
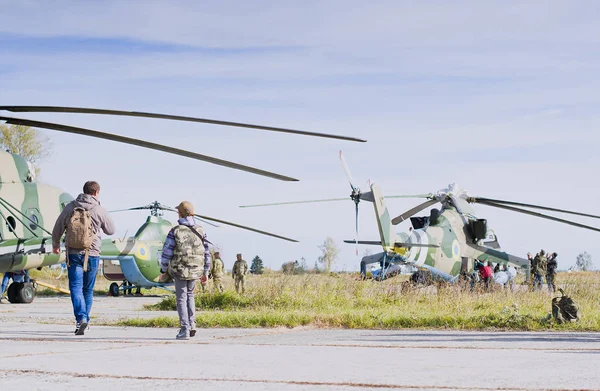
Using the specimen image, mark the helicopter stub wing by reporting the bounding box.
[463,242,529,268]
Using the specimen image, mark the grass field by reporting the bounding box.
[115,271,600,331]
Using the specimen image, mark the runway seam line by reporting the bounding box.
[3,369,599,391]
[1,337,599,353]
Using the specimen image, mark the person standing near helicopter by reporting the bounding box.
[159,201,210,340]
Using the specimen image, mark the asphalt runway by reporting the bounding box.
[1,298,599,390]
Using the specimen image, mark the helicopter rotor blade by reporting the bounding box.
[192,216,220,228]
[0,116,298,182]
[238,194,429,209]
[0,106,366,143]
[344,240,381,245]
[339,150,358,192]
[391,199,439,225]
[469,197,600,220]
[384,194,435,199]
[108,206,151,213]
[193,214,298,242]
[239,198,350,208]
[477,200,600,233]
[137,204,221,228]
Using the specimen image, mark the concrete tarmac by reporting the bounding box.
[1,298,599,390]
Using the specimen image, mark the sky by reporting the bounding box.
[1,0,599,271]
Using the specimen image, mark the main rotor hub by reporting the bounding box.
[350,189,361,204]
[149,201,164,217]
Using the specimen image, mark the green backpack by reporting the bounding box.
[552,289,580,324]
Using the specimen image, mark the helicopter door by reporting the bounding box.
[103,259,125,281]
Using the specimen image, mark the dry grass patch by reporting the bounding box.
[118,271,600,330]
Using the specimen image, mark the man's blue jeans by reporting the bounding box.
[1,273,10,296]
[533,273,545,291]
[67,254,99,323]
[1,272,25,296]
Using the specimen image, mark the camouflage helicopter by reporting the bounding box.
[0,106,365,303]
[241,152,600,282]
[100,200,300,296]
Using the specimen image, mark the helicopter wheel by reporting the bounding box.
[6,282,35,304]
[109,282,120,297]
[7,282,21,303]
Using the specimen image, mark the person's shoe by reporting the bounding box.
[176,328,189,340]
[75,320,88,335]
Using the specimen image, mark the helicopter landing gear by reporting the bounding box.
[7,282,35,303]
[109,282,120,297]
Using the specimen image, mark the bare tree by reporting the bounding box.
[318,237,339,272]
[575,251,594,271]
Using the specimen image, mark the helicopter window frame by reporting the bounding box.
[26,208,41,231]
[29,214,39,231]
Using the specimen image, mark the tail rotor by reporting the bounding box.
[339,151,361,256]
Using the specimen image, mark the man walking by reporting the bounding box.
[232,253,248,294]
[547,252,558,292]
[52,181,115,335]
[211,251,225,293]
[159,201,210,340]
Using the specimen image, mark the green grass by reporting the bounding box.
[115,272,600,331]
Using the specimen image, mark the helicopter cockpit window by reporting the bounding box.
[6,216,17,232]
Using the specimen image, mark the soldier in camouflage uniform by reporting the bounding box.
[232,253,248,294]
[211,251,225,293]
[546,252,558,293]
[160,201,210,340]
[532,250,547,292]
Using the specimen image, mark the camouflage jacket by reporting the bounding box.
[166,224,205,280]
[211,257,224,278]
[537,255,548,274]
[532,254,547,274]
[233,259,248,278]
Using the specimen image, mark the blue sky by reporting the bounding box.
[1,1,599,270]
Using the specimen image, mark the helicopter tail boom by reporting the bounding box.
[370,183,395,250]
